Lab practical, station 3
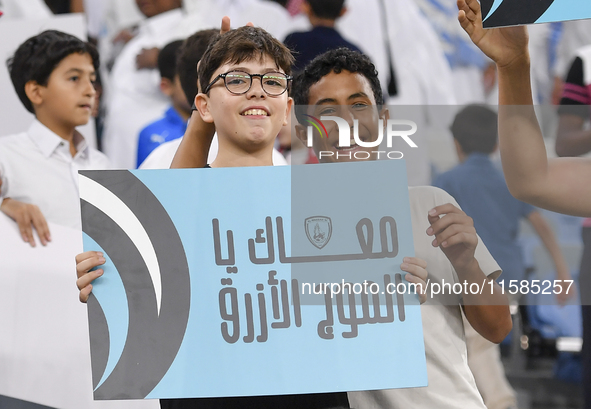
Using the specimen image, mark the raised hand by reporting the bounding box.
[457,0,529,68]
[219,16,254,35]
[220,15,231,34]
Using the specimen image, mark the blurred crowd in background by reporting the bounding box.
[2,1,591,408]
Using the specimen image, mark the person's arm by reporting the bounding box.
[458,0,591,217]
[556,114,591,156]
[169,108,215,168]
[427,203,512,343]
[527,210,575,303]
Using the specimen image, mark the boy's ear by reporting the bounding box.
[194,93,214,123]
[284,97,293,127]
[160,78,173,96]
[339,6,348,18]
[24,80,43,107]
[379,106,390,122]
[294,122,307,146]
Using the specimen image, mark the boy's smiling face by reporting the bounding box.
[197,54,292,157]
[297,70,389,163]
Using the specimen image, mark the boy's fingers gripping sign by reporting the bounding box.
[457,0,529,68]
[75,251,105,303]
[457,0,481,39]
[426,204,478,269]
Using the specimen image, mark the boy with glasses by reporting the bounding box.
[77,25,353,409]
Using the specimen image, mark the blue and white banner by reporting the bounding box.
[80,160,427,400]
[481,0,591,28]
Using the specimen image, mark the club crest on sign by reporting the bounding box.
[305,216,332,249]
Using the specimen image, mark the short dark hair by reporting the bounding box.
[451,104,498,154]
[177,29,218,105]
[292,47,382,125]
[7,30,99,114]
[307,0,345,19]
[198,26,294,95]
[158,40,184,81]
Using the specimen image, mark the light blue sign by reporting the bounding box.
[79,160,427,400]
[482,0,591,27]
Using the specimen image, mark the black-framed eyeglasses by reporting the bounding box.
[203,70,292,96]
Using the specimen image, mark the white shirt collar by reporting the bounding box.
[27,119,89,160]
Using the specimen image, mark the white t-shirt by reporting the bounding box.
[0,120,111,229]
[348,186,500,409]
[139,134,288,169]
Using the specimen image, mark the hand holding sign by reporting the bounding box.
[400,257,428,304]
[427,203,511,343]
[427,203,477,273]
[76,251,105,303]
[77,163,428,399]
[457,0,529,69]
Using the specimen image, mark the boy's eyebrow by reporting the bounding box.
[230,66,282,73]
[348,92,370,100]
[313,93,371,106]
[313,98,338,105]
[64,68,96,76]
